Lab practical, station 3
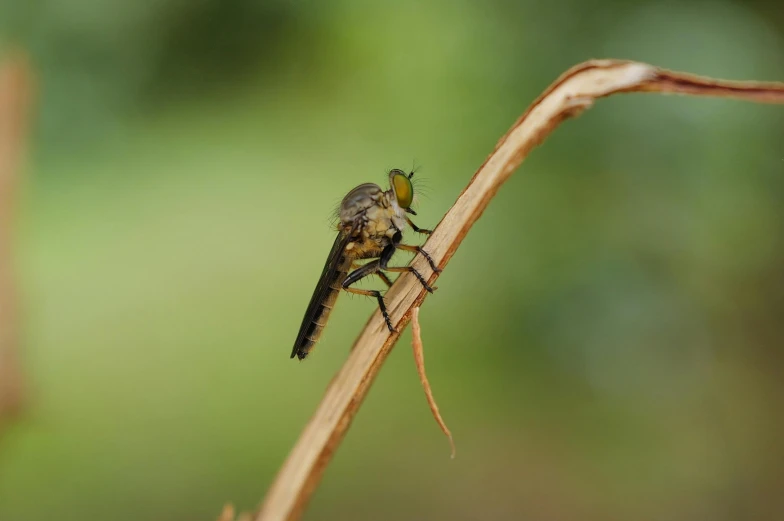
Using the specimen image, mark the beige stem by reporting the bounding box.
[254,60,784,521]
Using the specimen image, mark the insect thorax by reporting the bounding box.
[339,184,406,258]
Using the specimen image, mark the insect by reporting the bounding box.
[291,168,440,360]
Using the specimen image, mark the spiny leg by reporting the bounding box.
[376,271,393,287]
[384,231,436,293]
[383,266,435,293]
[345,259,381,287]
[344,286,395,333]
[343,259,396,333]
[396,243,441,273]
[350,261,393,287]
[406,216,433,235]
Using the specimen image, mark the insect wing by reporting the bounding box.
[291,230,352,358]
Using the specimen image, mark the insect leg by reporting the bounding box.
[380,235,435,293]
[405,216,433,235]
[344,259,382,287]
[343,257,396,333]
[376,271,393,287]
[378,231,433,293]
[350,261,393,287]
[383,266,435,293]
[344,286,395,333]
[396,243,441,273]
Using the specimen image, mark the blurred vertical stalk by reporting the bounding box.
[0,51,33,424]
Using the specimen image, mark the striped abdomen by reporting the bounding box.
[291,253,352,360]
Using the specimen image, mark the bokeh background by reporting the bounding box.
[1,1,783,520]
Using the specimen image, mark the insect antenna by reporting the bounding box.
[408,159,422,179]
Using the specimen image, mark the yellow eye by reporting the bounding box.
[392,173,413,208]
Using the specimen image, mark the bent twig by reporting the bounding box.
[255,59,784,521]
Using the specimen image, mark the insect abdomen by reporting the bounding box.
[294,256,351,360]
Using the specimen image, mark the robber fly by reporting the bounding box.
[291,168,440,360]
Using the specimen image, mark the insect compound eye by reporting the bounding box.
[392,173,414,208]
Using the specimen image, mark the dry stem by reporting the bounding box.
[411,306,455,458]
[255,59,784,521]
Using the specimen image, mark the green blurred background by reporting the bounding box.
[1,0,783,520]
